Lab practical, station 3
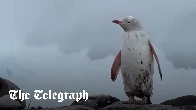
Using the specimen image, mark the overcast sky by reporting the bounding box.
[1,0,196,108]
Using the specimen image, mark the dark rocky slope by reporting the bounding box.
[0,77,26,110]
[160,95,196,106]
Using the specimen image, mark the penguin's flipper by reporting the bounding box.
[111,50,121,82]
[149,42,162,81]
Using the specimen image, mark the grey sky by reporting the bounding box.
[0,0,196,108]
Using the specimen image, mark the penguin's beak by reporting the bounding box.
[112,20,122,24]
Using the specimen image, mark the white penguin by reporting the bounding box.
[111,16,162,104]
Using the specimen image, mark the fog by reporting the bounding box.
[0,0,196,107]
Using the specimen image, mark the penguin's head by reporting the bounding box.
[112,16,142,32]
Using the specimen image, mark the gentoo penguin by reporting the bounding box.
[111,16,162,104]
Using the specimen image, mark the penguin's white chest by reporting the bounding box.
[121,31,154,95]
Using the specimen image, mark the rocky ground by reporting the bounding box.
[24,94,196,110]
[1,78,196,110]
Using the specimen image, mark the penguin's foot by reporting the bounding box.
[140,96,148,104]
[123,96,134,104]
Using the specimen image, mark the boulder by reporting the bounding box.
[0,77,26,109]
[70,94,120,109]
[160,95,196,106]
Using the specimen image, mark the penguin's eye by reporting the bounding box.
[128,22,130,23]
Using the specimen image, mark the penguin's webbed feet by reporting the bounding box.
[123,96,134,104]
[139,96,148,104]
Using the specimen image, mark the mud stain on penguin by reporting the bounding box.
[149,64,151,71]
[135,33,138,40]
[141,61,143,65]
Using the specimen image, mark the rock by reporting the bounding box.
[101,104,182,110]
[179,105,196,110]
[37,106,43,109]
[160,95,196,106]
[70,94,120,109]
[59,105,94,110]
[36,105,94,110]
[25,94,196,110]
[33,104,196,110]
[109,100,145,105]
[0,77,26,109]
[100,101,188,110]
